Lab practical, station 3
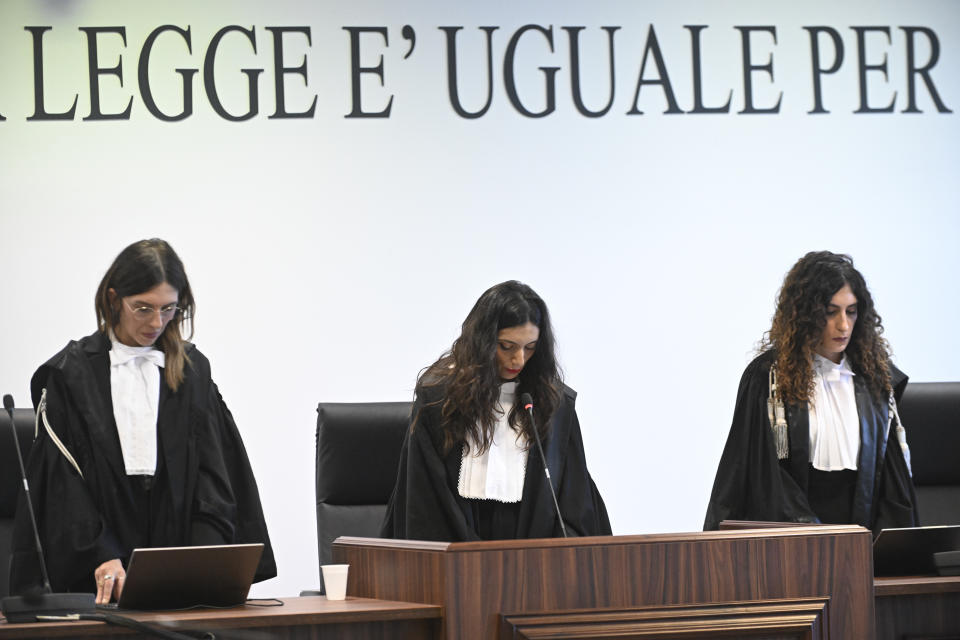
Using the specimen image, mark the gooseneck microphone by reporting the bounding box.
[4,394,51,592]
[1,393,94,623]
[520,393,567,538]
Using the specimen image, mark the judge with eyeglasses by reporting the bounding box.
[8,239,276,603]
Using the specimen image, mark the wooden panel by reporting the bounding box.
[875,592,960,640]
[215,619,439,640]
[0,619,438,640]
[335,527,874,640]
[0,597,442,639]
[873,575,960,639]
[500,599,828,639]
[335,542,449,605]
[874,575,960,597]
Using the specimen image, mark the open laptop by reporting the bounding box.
[112,543,264,610]
[873,525,960,576]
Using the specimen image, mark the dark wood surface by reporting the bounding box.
[335,527,875,640]
[500,599,829,639]
[7,532,953,639]
[875,575,960,640]
[875,574,960,596]
[0,596,442,639]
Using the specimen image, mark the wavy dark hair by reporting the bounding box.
[417,280,562,455]
[761,251,891,404]
[94,239,195,392]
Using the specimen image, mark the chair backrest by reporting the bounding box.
[1,408,35,598]
[314,402,411,569]
[899,382,960,526]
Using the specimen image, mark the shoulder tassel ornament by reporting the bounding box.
[767,367,789,460]
[37,388,84,478]
[888,392,913,477]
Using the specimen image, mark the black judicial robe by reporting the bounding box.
[703,350,918,533]
[8,332,276,595]
[380,384,611,542]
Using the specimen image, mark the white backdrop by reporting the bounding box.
[1,1,958,597]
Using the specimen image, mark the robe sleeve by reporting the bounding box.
[874,430,919,530]
[874,364,918,530]
[554,394,611,537]
[189,358,276,583]
[9,368,123,594]
[379,392,479,542]
[703,354,820,530]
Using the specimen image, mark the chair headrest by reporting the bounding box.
[899,382,960,485]
[0,408,35,517]
[315,402,411,505]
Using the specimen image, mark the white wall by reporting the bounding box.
[1,1,958,597]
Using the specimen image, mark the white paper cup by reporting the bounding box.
[321,564,349,600]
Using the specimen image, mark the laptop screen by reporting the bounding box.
[874,525,960,576]
[116,543,264,610]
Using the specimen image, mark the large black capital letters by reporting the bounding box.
[804,27,844,114]
[686,25,732,114]
[852,26,896,114]
[204,26,263,122]
[26,26,78,120]
[564,26,619,118]
[901,26,952,114]
[80,26,133,120]
[504,24,559,118]
[440,26,498,119]
[736,26,782,114]
[266,26,317,119]
[343,26,393,118]
[627,25,682,115]
[139,25,197,122]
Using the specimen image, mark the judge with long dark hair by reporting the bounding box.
[704,251,917,531]
[381,280,610,541]
[9,239,275,603]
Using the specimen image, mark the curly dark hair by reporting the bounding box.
[416,280,562,455]
[95,239,196,392]
[761,251,891,404]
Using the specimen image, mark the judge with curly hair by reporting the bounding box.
[704,251,917,532]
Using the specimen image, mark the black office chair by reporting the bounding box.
[899,382,960,526]
[313,402,411,571]
[1,409,35,598]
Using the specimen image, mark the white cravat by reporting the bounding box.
[457,382,528,502]
[109,336,164,476]
[808,354,860,471]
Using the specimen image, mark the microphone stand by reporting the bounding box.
[1,394,95,623]
[520,393,567,538]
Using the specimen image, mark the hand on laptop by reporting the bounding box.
[95,558,126,604]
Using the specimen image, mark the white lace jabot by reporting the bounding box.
[109,335,164,476]
[457,382,528,502]
[808,354,860,471]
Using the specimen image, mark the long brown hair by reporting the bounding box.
[417,281,562,455]
[94,239,195,391]
[761,251,891,404]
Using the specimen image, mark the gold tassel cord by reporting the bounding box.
[768,367,789,460]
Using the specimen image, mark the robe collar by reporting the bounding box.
[785,370,890,529]
[32,332,188,514]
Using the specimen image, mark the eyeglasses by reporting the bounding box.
[123,300,182,321]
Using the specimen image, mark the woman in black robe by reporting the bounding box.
[380,280,610,541]
[704,251,917,532]
[9,239,275,603]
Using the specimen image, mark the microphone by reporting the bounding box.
[520,393,567,538]
[1,394,94,623]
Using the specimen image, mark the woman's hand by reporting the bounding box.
[94,558,126,604]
